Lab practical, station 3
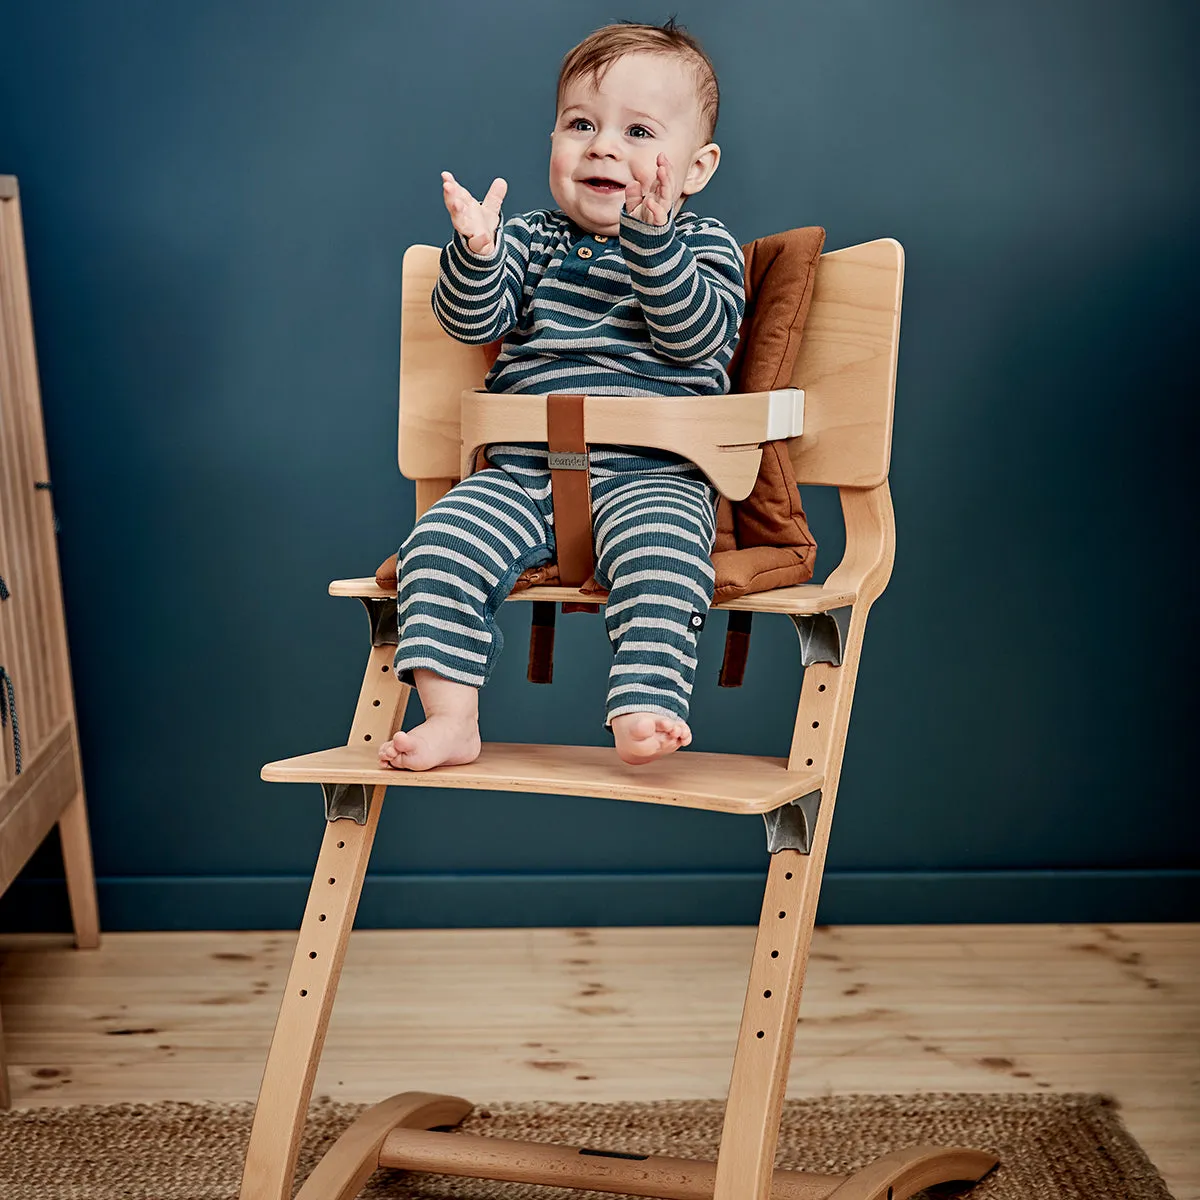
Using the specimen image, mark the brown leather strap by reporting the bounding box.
[718,610,754,688]
[546,393,594,586]
[527,602,556,684]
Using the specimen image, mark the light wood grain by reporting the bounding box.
[378,1124,847,1198]
[1,924,1195,1195]
[261,742,821,816]
[460,389,791,501]
[0,181,100,1104]
[398,245,490,481]
[788,239,903,488]
[240,648,411,1200]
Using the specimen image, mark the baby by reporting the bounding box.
[378,20,745,772]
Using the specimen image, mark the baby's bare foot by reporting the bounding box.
[377,715,482,772]
[611,712,692,766]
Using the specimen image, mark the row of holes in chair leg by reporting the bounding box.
[754,869,796,1040]
[803,681,828,768]
[361,662,392,742]
[297,837,347,997]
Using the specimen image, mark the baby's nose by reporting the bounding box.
[587,132,621,158]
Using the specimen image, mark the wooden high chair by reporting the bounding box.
[239,237,996,1199]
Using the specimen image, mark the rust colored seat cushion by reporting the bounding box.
[377,226,826,597]
[712,225,825,599]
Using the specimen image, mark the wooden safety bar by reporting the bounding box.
[460,387,805,500]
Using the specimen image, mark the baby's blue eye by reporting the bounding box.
[570,118,594,132]
[627,125,653,139]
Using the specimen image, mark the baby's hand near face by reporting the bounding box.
[442,171,507,256]
[624,154,674,226]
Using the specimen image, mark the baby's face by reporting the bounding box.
[550,52,715,236]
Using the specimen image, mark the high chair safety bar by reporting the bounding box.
[240,237,998,1200]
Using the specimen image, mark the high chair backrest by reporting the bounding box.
[396,237,904,494]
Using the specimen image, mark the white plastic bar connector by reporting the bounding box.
[764,388,805,441]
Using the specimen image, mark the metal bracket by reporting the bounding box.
[321,782,371,825]
[762,789,822,854]
[359,596,398,647]
[789,605,852,667]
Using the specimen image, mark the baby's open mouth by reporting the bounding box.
[582,178,625,193]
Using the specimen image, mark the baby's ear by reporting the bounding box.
[684,143,721,196]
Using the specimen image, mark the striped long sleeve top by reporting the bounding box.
[433,207,745,396]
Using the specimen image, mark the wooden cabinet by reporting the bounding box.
[0,175,100,1106]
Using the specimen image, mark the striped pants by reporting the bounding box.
[394,446,718,724]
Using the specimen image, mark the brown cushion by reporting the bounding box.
[728,226,826,392]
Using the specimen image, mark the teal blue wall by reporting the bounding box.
[1,0,1196,930]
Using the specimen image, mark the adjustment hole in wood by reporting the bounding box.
[318,914,326,922]
[364,734,372,742]
[372,699,381,707]
[328,877,336,885]
[806,758,814,766]
[309,952,317,959]
[812,721,819,729]
[756,1031,765,1039]
[785,872,793,880]
[778,911,787,919]
[381,665,390,672]
[763,990,772,998]
[299,989,308,997]
[818,684,826,692]
[771,951,779,958]
[337,841,345,849]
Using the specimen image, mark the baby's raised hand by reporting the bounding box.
[442,171,508,256]
[623,154,674,226]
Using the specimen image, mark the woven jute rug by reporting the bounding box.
[0,1093,1173,1199]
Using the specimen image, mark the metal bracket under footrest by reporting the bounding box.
[762,789,822,853]
[321,781,371,824]
[360,596,398,646]
[789,605,851,667]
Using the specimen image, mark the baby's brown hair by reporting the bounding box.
[557,19,720,143]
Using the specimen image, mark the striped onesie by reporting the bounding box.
[395,206,745,724]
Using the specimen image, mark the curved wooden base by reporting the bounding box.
[291,1089,996,1200]
[295,1091,473,1200]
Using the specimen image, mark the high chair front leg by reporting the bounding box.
[240,643,410,1200]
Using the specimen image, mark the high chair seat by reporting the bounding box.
[328,576,857,614]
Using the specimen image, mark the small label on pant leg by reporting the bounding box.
[688,611,706,632]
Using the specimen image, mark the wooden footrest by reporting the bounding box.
[261,742,822,814]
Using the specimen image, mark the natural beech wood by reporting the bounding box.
[715,849,822,1196]
[262,742,822,816]
[378,1125,845,1199]
[788,240,903,489]
[398,245,492,481]
[713,483,896,1196]
[327,576,857,615]
[414,478,454,520]
[822,1146,998,1199]
[239,647,409,1200]
[294,1091,473,1200]
[0,180,100,1105]
[461,389,785,501]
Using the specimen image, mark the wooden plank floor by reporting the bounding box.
[1,923,1196,1196]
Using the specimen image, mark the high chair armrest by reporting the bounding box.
[460,388,804,501]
